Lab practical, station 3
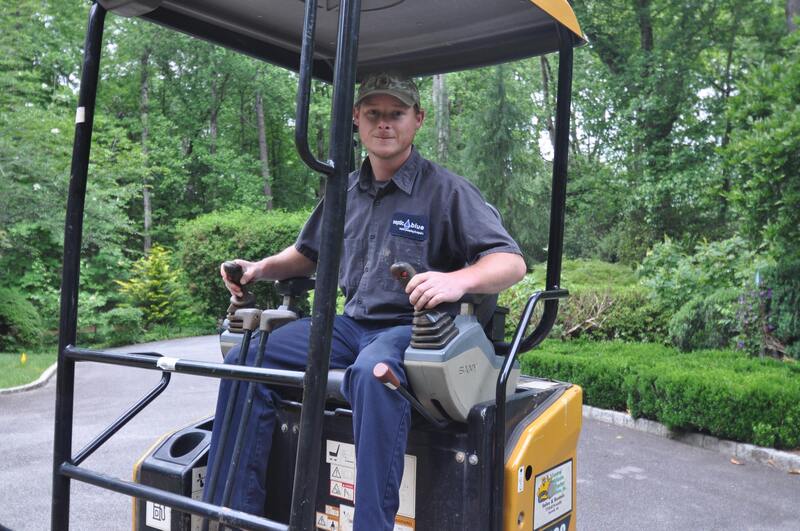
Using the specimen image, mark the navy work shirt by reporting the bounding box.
[295,147,522,323]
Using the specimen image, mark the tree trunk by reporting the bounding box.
[140,49,152,255]
[789,0,800,32]
[210,79,219,155]
[540,56,556,152]
[432,74,449,162]
[256,89,273,210]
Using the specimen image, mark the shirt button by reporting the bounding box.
[357,298,363,305]
[369,234,376,240]
[364,266,369,272]
[375,200,381,206]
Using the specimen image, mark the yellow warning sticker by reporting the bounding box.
[315,511,339,530]
[394,514,416,530]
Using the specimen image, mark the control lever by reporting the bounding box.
[373,362,449,429]
[390,261,417,286]
[223,261,255,316]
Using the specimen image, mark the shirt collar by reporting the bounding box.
[357,146,421,196]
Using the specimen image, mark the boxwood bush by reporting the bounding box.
[175,208,310,316]
[522,341,800,449]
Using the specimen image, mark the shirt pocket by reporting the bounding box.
[339,238,365,291]
[379,236,426,292]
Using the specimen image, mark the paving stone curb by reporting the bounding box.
[583,405,800,474]
[0,362,58,395]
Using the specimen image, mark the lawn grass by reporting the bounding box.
[0,349,58,389]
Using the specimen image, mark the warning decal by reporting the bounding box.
[397,454,416,519]
[325,440,417,530]
[145,501,171,531]
[326,440,356,468]
[330,479,355,501]
[394,514,416,530]
[339,504,355,531]
[316,511,339,530]
[190,466,207,531]
[533,459,573,530]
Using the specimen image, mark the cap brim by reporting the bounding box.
[355,89,416,107]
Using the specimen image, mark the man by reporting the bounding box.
[205,72,526,530]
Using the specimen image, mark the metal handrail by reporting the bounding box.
[295,0,335,175]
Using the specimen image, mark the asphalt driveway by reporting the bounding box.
[0,336,797,530]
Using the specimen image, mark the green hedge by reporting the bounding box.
[521,341,800,449]
[175,208,310,315]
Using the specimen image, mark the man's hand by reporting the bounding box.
[405,271,468,311]
[220,259,260,299]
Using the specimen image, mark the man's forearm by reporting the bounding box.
[255,246,316,281]
[452,252,526,294]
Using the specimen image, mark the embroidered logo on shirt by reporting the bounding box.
[390,212,428,241]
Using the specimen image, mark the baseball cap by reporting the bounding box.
[355,72,420,108]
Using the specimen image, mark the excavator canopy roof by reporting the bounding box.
[100,0,585,81]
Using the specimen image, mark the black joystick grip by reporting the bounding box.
[390,262,417,286]
[223,261,244,288]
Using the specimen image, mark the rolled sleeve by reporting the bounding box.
[294,199,324,263]
[451,183,522,264]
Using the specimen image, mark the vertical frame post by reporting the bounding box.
[289,0,361,529]
[492,25,574,531]
[51,4,107,529]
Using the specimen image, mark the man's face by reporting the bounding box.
[354,94,424,163]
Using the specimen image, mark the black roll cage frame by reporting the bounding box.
[51,1,576,530]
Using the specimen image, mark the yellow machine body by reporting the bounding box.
[504,385,583,531]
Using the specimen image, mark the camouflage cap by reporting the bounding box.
[355,72,420,108]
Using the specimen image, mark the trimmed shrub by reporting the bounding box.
[175,208,310,316]
[0,287,42,349]
[522,341,800,449]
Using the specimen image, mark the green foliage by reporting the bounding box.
[761,260,800,359]
[101,307,144,346]
[0,287,42,349]
[638,236,771,351]
[725,31,800,263]
[587,288,668,343]
[175,208,309,315]
[500,260,666,343]
[116,245,182,327]
[639,236,759,311]
[668,288,739,352]
[522,341,800,449]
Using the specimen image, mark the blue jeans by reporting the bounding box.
[204,315,412,531]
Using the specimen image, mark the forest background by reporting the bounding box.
[1,0,799,444]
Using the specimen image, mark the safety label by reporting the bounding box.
[330,479,355,501]
[397,454,416,519]
[339,504,355,531]
[330,464,356,483]
[145,501,171,531]
[394,515,416,530]
[190,466,207,531]
[326,441,356,468]
[316,511,339,530]
[533,459,573,530]
[325,440,417,529]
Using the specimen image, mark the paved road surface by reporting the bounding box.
[0,336,797,530]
